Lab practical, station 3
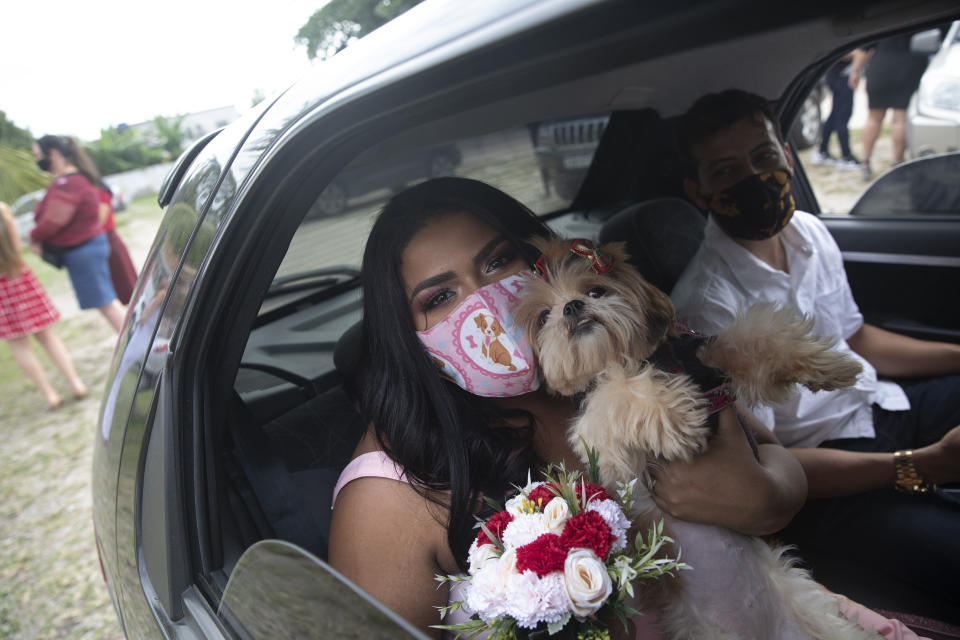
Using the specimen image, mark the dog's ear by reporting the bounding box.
[491,318,504,334]
[598,240,632,265]
[474,314,485,329]
[641,279,676,342]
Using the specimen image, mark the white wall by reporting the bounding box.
[103,162,175,203]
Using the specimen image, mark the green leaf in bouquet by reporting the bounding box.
[546,612,571,635]
[431,617,491,639]
[580,438,602,485]
[483,495,505,512]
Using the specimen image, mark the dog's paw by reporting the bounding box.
[796,348,862,392]
[574,365,710,481]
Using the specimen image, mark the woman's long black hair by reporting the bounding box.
[357,177,556,569]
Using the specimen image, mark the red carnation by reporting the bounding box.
[476,510,513,547]
[575,481,612,505]
[560,510,613,559]
[526,483,560,510]
[516,533,569,577]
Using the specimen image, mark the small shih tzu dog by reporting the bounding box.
[514,237,878,640]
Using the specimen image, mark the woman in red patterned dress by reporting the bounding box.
[0,202,86,409]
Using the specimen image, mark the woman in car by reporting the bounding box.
[31,135,124,332]
[328,177,924,639]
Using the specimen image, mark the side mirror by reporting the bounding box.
[909,28,942,55]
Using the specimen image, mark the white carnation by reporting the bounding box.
[465,562,509,623]
[563,548,612,617]
[501,512,547,549]
[541,497,571,535]
[505,571,572,629]
[588,499,630,553]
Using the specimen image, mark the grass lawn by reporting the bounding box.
[0,193,163,640]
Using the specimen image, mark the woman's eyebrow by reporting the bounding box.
[410,271,455,302]
[473,235,507,267]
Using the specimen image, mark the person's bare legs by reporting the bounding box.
[33,327,87,397]
[6,335,62,408]
[860,108,886,177]
[98,300,125,333]
[890,108,908,164]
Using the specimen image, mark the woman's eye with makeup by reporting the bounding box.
[423,289,455,311]
[484,248,517,274]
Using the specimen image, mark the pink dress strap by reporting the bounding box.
[332,451,407,506]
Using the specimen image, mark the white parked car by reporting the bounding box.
[908,20,960,156]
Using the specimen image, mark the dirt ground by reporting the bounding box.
[0,201,161,639]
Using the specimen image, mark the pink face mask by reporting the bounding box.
[417,274,540,398]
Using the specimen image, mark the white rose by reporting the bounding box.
[542,496,571,534]
[563,548,612,617]
[496,547,519,587]
[469,543,499,575]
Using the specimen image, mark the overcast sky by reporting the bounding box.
[2,1,323,141]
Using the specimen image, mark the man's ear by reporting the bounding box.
[683,177,709,211]
[783,141,795,173]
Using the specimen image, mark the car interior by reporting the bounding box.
[163,5,960,634]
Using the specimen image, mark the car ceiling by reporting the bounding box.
[353,0,959,160]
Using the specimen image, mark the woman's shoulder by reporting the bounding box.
[332,450,407,504]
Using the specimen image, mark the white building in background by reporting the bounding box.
[120,106,241,145]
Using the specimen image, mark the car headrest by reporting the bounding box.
[598,197,706,295]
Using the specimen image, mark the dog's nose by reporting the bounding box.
[563,299,585,318]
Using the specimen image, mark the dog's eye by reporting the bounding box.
[537,309,550,327]
[587,287,606,298]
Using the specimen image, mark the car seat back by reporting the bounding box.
[598,197,706,294]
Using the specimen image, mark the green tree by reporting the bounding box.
[151,115,187,159]
[295,0,424,60]
[85,127,166,176]
[0,111,35,151]
[0,145,49,203]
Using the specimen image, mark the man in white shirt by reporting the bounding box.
[669,88,960,621]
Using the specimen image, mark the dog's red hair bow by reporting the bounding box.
[570,239,613,274]
[532,255,549,281]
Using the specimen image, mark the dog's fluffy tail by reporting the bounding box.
[700,303,862,407]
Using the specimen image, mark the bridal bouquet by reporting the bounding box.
[435,449,687,639]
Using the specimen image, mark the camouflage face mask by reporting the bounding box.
[708,169,796,240]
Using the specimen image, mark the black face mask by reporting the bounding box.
[707,169,796,240]
[36,155,51,172]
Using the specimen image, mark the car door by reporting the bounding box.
[790,138,960,345]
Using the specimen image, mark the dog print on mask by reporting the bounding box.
[474,312,517,371]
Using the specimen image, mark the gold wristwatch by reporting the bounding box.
[893,450,934,494]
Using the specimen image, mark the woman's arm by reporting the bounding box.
[0,203,22,254]
[30,197,77,244]
[329,476,453,638]
[649,405,807,536]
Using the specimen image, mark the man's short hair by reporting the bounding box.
[678,89,783,178]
